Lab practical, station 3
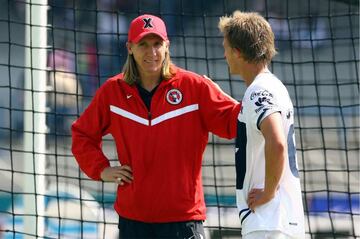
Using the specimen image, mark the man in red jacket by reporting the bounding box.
[72,14,240,239]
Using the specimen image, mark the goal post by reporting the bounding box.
[23,0,48,237]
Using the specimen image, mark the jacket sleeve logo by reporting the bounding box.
[166,89,183,105]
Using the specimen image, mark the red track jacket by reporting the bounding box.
[72,67,240,223]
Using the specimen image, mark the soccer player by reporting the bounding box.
[218,11,305,238]
[72,14,240,238]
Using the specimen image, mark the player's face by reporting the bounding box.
[223,37,238,74]
[128,34,168,78]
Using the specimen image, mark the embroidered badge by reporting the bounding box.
[166,89,182,105]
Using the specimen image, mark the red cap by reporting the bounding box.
[128,14,168,43]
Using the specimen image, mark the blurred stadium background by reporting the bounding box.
[0,0,359,238]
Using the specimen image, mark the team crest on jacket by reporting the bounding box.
[166,89,182,105]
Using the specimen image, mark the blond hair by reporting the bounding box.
[218,11,276,65]
[122,47,176,85]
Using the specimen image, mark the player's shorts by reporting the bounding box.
[243,230,302,239]
[118,216,205,239]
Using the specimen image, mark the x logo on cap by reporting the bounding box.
[143,18,153,28]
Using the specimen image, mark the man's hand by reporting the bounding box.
[100,165,133,186]
[247,188,275,212]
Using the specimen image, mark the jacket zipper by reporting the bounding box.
[148,111,152,125]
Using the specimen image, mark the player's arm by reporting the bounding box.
[71,85,112,181]
[72,120,133,185]
[72,83,134,183]
[199,75,240,139]
[247,112,286,211]
[71,119,110,181]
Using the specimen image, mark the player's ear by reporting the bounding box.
[126,42,133,55]
[233,47,242,58]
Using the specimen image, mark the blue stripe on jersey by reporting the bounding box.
[256,108,268,130]
[239,208,251,224]
[239,207,250,217]
[235,121,247,190]
[287,124,300,178]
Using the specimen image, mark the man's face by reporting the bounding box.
[223,37,238,74]
[128,34,168,77]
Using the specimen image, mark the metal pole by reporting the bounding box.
[24,0,47,237]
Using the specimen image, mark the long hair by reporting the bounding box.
[122,46,176,85]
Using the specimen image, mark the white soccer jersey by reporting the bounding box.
[235,71,305,237]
